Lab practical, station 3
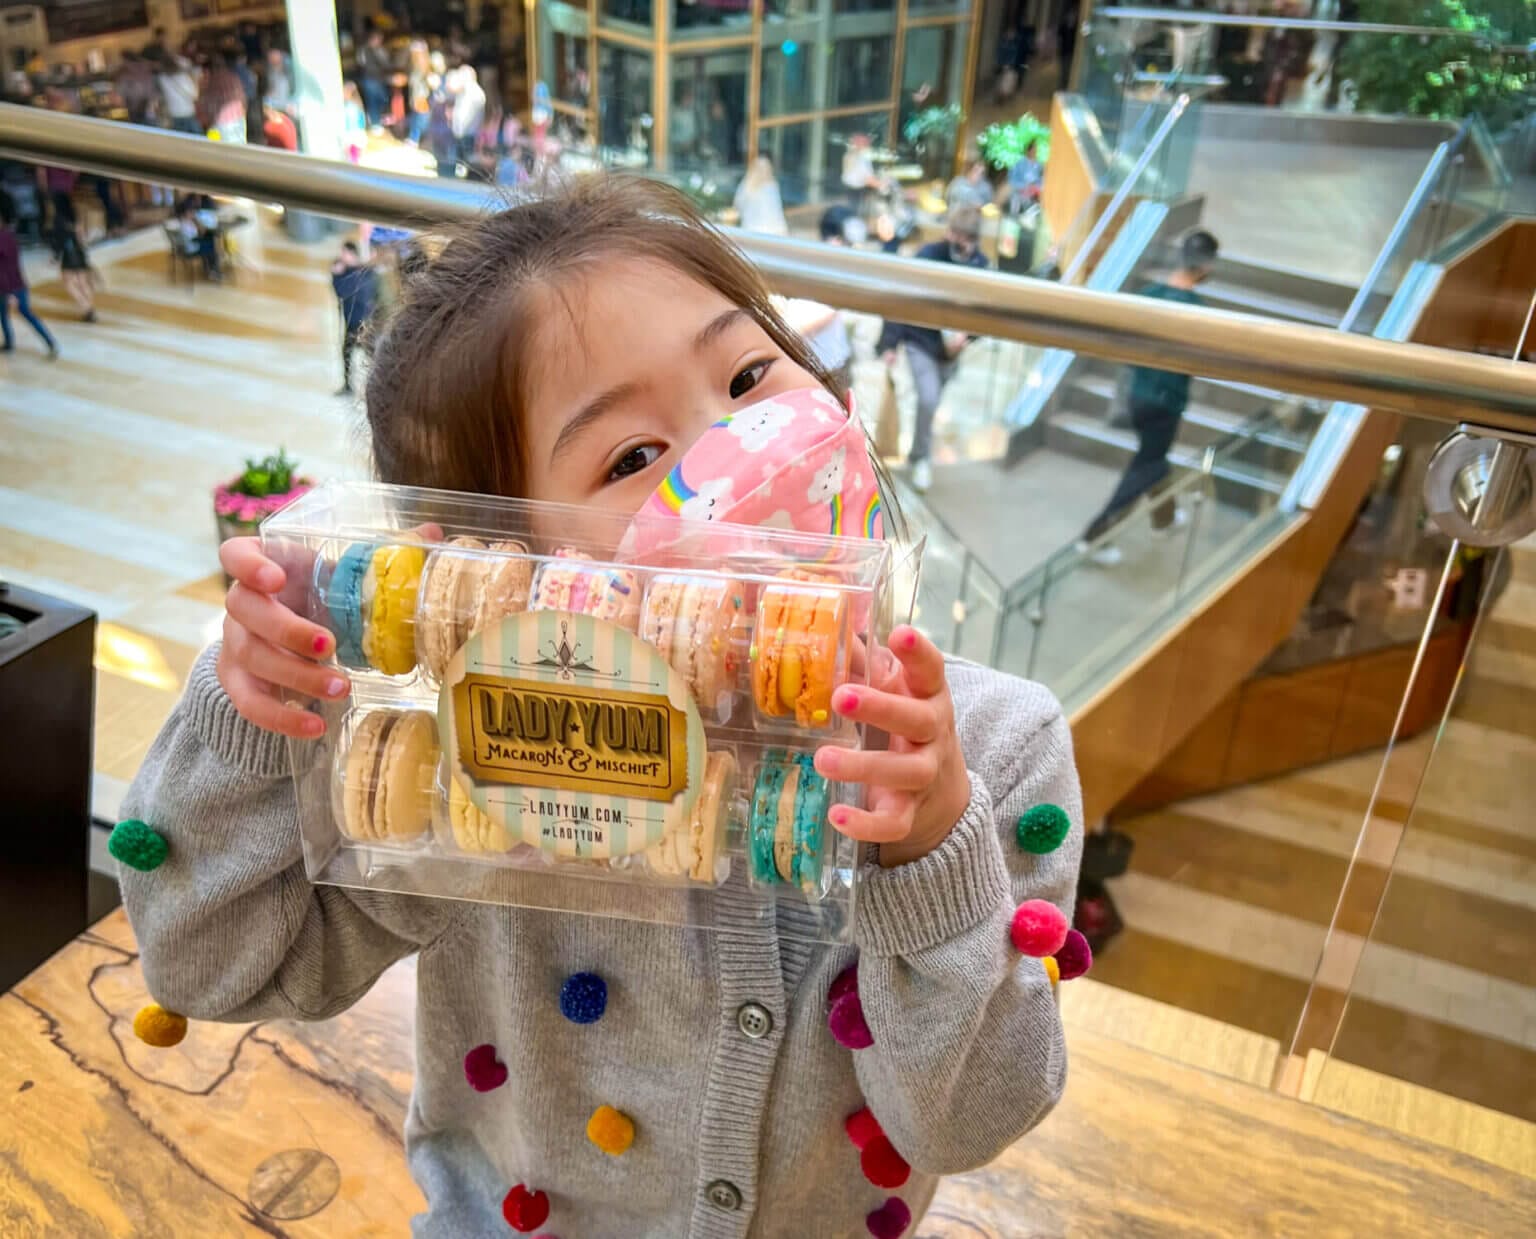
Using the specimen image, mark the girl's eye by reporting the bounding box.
[730,360,773,400]
[606,444,663,483]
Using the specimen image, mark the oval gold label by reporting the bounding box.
[439,611,705,859]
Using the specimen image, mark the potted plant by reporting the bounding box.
[903,103,964,179]
[976,112,1051,174]
[214,449,314,557]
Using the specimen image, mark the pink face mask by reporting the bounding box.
[620,387,884,560]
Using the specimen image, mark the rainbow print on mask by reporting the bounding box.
[827,493,845,535]
[863,493,883,540]
[654,464,694,514]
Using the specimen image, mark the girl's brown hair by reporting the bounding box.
[365,174,848,500]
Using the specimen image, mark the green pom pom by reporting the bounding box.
[1016,804,1070,854]
[109,819,168,872]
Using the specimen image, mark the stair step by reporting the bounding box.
[1062,376,1310,455]
[1197,281,1342,328]
[1048,413,1290,495]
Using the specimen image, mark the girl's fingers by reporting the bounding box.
[226,582,336,661]
[236,628,351,706]
[216,656,326,739]
[830,684,938,743]
[220,536,285,594]
[815,744,938,792]
[827,798,916,845]
[889,625,947,699]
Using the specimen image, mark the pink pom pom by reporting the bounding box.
[1056,927,1093,980]
[1010,899,1068,957]
[463,1043,508,1092]
[828,992,874,1049]
[866,1196,912,1238]
[828,963,859,1005]
[844,1105,883,1150]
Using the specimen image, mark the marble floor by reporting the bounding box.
[5,207,1534,1187]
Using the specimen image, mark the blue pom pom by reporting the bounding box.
[559,971,607,1024]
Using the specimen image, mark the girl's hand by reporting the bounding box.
[216,537,348,739]
[813,625,972,866]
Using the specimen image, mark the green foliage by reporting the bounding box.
[976,113,1052,171]
[1338,0,1533,125]
[902,103,964,146]
[232,448,299,498]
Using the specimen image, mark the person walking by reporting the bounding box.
[357,29,393,130]
[52,215,97,322]
[157,54,202,134]
[331,240,377,396]
[1076,229,1220,565]
[876,204,989,493]
[448,65,487,168]
[0,193,59,358]
[199,55,248,145]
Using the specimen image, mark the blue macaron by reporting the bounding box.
[749,750,829,894]
[325,541,373,668]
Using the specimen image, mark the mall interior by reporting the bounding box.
[1,0,1535,1234]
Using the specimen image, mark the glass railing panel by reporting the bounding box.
[1296,534,1536,1169]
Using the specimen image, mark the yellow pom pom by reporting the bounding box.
[586,1104,635,1156]
[133,1003,188,1048]
[1044,956,1060,987]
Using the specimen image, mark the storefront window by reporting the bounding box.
[829,33,893,108]
[600,0,654,33]
[539,1,592,109]
[598,43,654,164]
[898,21,968,163]
[673,0,754,38]
[760,31,893,118]
[907,0,968,14]
[671,49,750,172]
[757,121,814,204]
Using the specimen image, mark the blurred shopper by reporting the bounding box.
[261,104,298,152]
[51,216,97,322]
[841,131,882,213]
[39,165,76,232]
[174,196,222,280]
[405,40,434,146]
[199,55,248,144]
[331,240,377,396]
[158,55,202,134]
[357,29,392,129]
[946,157,994,213]
[262,47,294,115]
[1007,140,1044,213]
[733,156,787,236]
[1076,229,1220,565]
[876,204,989,493]
[343,81,369,161]
[0,193,59,358]
[116,52,158,124]
[448,66,487,167]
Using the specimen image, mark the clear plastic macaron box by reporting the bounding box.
[261,481,901,942]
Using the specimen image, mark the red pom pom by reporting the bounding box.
[828,963,858,1005]
[860,1133,910,1189]
[828,992,874,1049]
[502,1184,550,1232]
[844,1105,883,1150]
[464,1043,508,1092]
[1056,927,1093,980]
[866,1196,913,1238]
[1010,899,1068,957]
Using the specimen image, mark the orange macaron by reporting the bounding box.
[751,572,847,729]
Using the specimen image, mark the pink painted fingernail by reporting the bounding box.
[312,633,331,654]
[900,629,918,651]
[303,716,325,737]
[830,807,849,828]
[834,688,859,713]
[326,677,347,698]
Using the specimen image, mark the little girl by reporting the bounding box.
[121,175,1082,1238]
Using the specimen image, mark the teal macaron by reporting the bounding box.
[749,750,830,894]
[324,541,373,668]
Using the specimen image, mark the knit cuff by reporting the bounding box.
[185,642,292,779]
[854,772,1011,958]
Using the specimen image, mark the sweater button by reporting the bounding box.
[705,1180,742,1211]
[736,1002,773,1040]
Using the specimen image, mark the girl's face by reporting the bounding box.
[521,259,822,516]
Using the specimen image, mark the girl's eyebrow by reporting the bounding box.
[551,380,643,463]
[694,307,750,351]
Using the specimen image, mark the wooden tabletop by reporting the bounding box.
[3,910,1532,1237]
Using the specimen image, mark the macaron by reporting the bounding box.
[531,548,641,631]
[324,541,374,668]
[751,573,847,728]
[340,709,437,842]
[640,575,743,717]
[446,775,517,853]
[646,749,735,882]
[360,544,427,676]
[415,536,533,680]
[749,749,829,894]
